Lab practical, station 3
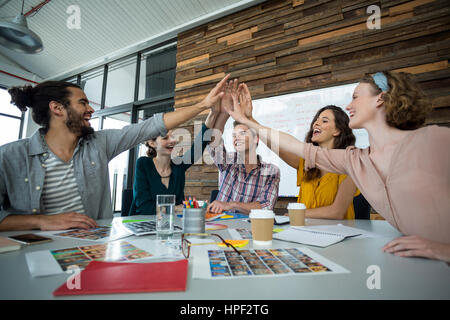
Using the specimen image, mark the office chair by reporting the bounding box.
[353,193,371,220]
[209,189,219,203]
[121,189,135,216]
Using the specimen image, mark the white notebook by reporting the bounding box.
[273,225,362,247]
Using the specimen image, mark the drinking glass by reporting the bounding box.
[156,194,175,238]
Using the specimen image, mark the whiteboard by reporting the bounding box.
[222,83,369,197]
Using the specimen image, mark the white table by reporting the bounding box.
[0,216,449,300]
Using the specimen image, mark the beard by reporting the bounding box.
[65,106,94,139]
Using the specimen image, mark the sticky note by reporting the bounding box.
[218,240,249,248]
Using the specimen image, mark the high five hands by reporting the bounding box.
[212,76,255,121]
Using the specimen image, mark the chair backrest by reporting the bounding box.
[121,189,134,217]
[353,193,371,220]
[209,189,219,203]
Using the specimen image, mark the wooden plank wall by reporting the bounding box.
[174,0,450,208]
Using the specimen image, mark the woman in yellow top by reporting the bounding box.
[295,105,359,219]
[232,83,359,219]
[229,84,359,219]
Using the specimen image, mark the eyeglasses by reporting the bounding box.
[181,233,241,258]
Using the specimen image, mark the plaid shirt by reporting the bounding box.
[207,139,280,210]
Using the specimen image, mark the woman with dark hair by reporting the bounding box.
[129,118,214,215]
[296,105,359,219]
[224,83,358,220]
[227,72,450,262]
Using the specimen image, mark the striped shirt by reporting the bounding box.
[41,152,85,215]
[207,139,280,210]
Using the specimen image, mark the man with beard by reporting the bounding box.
[0,77,229,231]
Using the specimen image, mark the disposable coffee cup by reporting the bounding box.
[249,209,275,246]
[287,203,306,226]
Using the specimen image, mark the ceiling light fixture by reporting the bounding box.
[0,0,43,54]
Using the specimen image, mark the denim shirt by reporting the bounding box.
[0,112,167,222]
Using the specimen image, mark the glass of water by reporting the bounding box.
[156,195,176,238]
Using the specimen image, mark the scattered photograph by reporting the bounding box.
[206,248,333,278]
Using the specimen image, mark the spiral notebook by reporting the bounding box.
[273,225,362,247]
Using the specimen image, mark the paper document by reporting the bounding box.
[193,247,349,279]
[304,224,385,239]
[39,225,133,242]
[25,239,184,277]
[274,216,290,225]
[273,225,363,247]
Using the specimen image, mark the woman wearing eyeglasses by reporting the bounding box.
[226,71,450,262]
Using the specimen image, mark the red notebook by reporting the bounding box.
[53,259,188,296]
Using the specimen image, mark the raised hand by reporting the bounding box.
[224,83,250,124]
[220,79,238,114]
[238,83,254,120]
[202,74,230,109]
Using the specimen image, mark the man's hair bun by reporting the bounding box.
[8,85,34,112]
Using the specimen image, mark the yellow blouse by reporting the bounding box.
[296,158,359,220]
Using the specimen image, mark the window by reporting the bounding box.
[0,88,24,146]
[65,76,79,84]
[105,56,137,108]
[102,112,132,212]
[139,46,177,100]
[80,68,104,111]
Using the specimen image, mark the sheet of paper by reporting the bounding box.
[274,216,290,224]
[192,247,349,279]
[228,228,253,240]
[25,239,184,277]
[273,227,346,247]
[39,224,133,242]
[303,224,384,239]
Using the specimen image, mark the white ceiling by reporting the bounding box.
[0,0,264,80]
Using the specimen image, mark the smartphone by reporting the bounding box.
[8,233,53,245]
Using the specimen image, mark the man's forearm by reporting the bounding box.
[163,101,208,130]
[0,214,41,231]
[207,113,230,149]
[214,112,230,134]
[230,201,262,214]
[205,111,220,129]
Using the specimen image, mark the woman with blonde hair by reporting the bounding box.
[227,71,450,262]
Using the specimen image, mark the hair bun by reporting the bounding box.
[8,85,34,112]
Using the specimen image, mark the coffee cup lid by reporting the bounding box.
[287,203,306,210]
[249,209,275,219]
